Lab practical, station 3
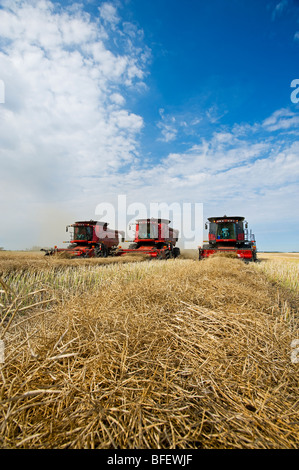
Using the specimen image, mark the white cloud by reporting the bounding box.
[110,92,125,105]
[157,109,178,142]
[0,0,150,248]
[98,2,120,26]
[157,123,178,143]
[0,1,147,182]
[206,105,227,124]
[0,0,99,48]
[262,108,299,131]
[272,0,289,20]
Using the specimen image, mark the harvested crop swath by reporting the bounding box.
[0,251,149,275]
[0,256,298,449]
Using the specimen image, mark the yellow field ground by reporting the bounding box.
[257,252,299,262]
[0,251,298,449]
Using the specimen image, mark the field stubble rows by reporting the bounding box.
[0,250,298,449]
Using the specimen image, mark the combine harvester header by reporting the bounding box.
[199,215,257,262]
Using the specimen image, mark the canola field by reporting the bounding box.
[0,250,298,449]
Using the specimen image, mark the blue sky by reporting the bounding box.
[0,0,298,251]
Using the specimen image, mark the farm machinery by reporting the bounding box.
[198,216,257,262]
[42,220,124,258]
[115,218,180,259]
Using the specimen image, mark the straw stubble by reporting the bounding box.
[0,255,298,448]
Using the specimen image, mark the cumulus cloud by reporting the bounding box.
[0,1,147,188]
[0,0,150,248]
[98,2,120,26]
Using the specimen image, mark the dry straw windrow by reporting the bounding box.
[0,253,298,449]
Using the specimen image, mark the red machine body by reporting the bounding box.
[116,218,180,259]
[43,220,124,258]
[199,216,257,262]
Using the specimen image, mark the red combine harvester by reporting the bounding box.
[198,215,257,262]
[42,220,124,258]
[116,218,180,259]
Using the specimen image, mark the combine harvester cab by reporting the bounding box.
[198,216,257,262]
[116,218,180,259]
[42,220,124,258]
